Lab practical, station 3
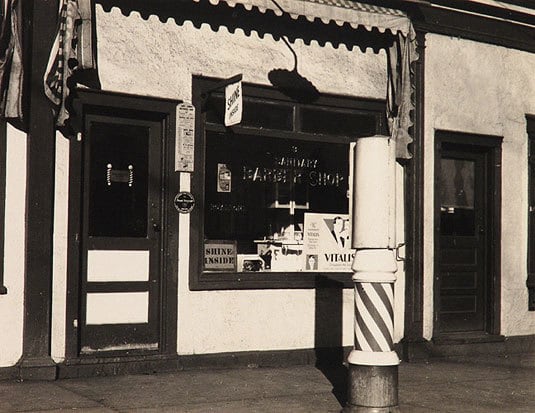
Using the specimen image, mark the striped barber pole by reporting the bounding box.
[354,282,394,353]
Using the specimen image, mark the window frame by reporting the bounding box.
[0,121,6,294]
[527,115,535,310]
[190,76,387,290]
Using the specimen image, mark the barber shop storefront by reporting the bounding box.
[0,0,534,379]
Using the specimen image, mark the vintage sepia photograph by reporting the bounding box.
[0,0,533,412]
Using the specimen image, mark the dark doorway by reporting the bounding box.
[78,114,164,355]
[64,91,179,363]
[434,132,501,336]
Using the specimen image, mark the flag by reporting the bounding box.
[386,25,418,160]
[44,0,96,127]
[0,0,24,129]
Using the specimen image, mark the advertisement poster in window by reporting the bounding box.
[302,213,354,272]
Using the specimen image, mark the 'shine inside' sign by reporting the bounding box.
[204,241,237,271]
[224,79,242,127]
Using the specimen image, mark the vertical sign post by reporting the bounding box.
[345,135,400,413]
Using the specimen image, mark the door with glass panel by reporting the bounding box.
[79,114,162,354]
[437,143,491,334]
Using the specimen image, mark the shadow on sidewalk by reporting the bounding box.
[314,277,348,407]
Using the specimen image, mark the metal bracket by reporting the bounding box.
[395,243,406,262]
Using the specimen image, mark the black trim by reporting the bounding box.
[0,122,6,295]
[433,131,502,338]
[403,30,425,344]
[19,0,59,380]
[66,89,180,359]
[424,0,534,27]
[414,5,535,54]
[190,77,387,290]
[526,115,535,311]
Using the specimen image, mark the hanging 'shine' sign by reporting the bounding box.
[224,79,242,127]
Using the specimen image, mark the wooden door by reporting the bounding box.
[79,114,163,355]
[437,143,491,334]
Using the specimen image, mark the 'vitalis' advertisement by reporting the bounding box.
[302,213,354,272]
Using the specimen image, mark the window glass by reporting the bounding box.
[204,131,351,273]
[206,95,294,131]
[439,158,475,236]
[88,122,149,237]
[301,107,376,137]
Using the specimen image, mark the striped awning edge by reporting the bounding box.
[200,0,412,36]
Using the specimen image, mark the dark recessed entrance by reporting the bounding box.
[65,91,179,360]
[434,132,501,337]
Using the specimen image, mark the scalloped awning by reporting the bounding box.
[199,0,413,35]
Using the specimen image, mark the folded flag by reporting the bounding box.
[44,0,96,127]
[0,0,24,129]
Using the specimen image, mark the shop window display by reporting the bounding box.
[192,78,386,287]
[204,131,350,272]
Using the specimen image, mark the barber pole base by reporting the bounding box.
[345,365,399,413]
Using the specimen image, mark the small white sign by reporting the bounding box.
[175,102,195,172]
[224,80,242,127]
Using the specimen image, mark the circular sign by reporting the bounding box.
[174,192,195,214]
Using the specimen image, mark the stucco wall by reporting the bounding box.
[51,133,70,362]
[423,34,535,339]
[85,6,405,355]
[0,125,26,366]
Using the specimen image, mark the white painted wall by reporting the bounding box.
[424,34,535,339]
[0,125,26,366]
[51,132,69,362]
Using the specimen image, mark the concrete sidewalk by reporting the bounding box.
[0,361,534,412]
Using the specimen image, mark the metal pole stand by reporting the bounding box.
[344,136,400,413]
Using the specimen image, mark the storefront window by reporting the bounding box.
[192,78,387,288]
[204,131,350,273]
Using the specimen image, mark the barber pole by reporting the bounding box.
[345,135,400,413]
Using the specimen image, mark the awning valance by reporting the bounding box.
[200,0,413,36]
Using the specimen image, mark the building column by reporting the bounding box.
[402,29,427,359]
[345,135,400,413]
[19,0,58,380]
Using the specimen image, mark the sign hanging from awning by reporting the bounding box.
[224,78,242,126]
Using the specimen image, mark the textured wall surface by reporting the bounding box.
[51,133,70,362]
[0,126,26,366]
[423,34,535,338]
[96,7,388,102]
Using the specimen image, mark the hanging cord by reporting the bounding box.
[270,0,298,71]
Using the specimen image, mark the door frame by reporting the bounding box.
[433,130,502,338]
[64,89,180,360]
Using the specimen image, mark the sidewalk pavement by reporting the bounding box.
[0,360,534,412]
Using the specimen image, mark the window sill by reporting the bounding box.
[190,271,354,290]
